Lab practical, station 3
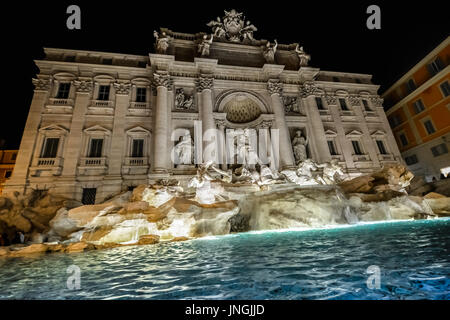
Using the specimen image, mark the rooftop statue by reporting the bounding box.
[262,40,278,64]
[198,34,214,57]
[295,44,311,67]
[153,30,171,54]
[207,9,257,42]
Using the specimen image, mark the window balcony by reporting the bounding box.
[378,154,394,162]
[122,157,149,175]
[81,157,106,166]
[353,154,371,162]
[331,154,345,162]
[91,100,114,108]
[128,102,150,116]
[124,157,148,166]
[48,98,74,106]
[29,157,63,176]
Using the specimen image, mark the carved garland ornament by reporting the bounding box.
[298,82,319,98]
[73,80,93,93]
[113,82,131,95]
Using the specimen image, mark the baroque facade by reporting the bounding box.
[4,10,401,203]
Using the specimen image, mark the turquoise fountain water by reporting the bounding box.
[0,218,449,300]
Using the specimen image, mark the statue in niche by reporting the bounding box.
[241,20,257,42]
[292,130,308,164]
[295,44,311,67]
[198,34,214,57]
[175,88,195,110]
[263,40,278,64]
[174,132,194,165]
[283,96,302,114]
[153,30,171,54]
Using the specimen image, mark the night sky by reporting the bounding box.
[1,1,448,149]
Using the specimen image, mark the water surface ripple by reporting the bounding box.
[0,219,449,300]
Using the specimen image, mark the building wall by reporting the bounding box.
[0,150,18,194]
[4,45,400,203]
[384,37,450,181]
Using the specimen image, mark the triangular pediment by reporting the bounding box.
[371,130,386,137]
[324,129,338,136]
[126,126,151,135]
[39,124,69,134]
[345,129,364,137]
[83,125,111,135]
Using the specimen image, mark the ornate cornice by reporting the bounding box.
[267,79,283,95]
[215,119,227,127]
[196,75,214,92]
[153,72,172,90]
[32,78,52,91]
[73,79,93,93]
[113,81,131,95]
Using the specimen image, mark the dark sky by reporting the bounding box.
[1,1,448,149]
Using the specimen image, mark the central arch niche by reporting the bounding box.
[217,91,269,125]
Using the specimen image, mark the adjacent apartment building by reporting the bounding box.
[383,36,450,181]
[0,150,18,194]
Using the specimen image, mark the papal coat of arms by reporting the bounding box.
[207,9,257,42]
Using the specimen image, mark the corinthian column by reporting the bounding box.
[197,75,216,164]
[152,72,171,172]
[268,79,295,169]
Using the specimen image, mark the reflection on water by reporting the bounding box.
[0,219,449,300]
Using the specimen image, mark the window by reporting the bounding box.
[56,82,71,99]
[339,98,349,111]
[333,77,340,82]
[423,120,436,135]
[413,99,425,114]
[82,188,97,205]
[327,140,337,155]
[132,139,144,158]
[40,138,59,158]
[399,133,408,147]
[405,154,418,166]
[362,99,371,111]
[11,153,17,161]
[440,81,450,97]
[431,143,448,157]
[89,139,103,158]
[315,97,324,110]
[98,85,110,101]
[138,61,147,68]
[352,140,363,155]
[136,88,147,102]
[389,114,402,128]
[376,140,387,155]
[427,57,445,76]
[406,79,416,93]
[355,78,362,84]
[102,58,112,65]
[4,171,12,178]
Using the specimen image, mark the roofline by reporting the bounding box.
[382,36,449,97]
[43,48,149,60]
